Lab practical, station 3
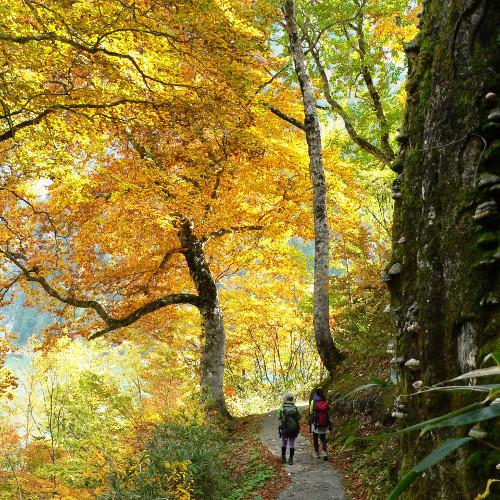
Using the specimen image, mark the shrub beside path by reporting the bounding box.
[260,405,346,499]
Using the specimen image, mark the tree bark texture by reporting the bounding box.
[283,0,343,374]
[177,220,229,417]
[387,1,500,497]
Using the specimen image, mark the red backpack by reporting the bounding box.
[314,400,329,428]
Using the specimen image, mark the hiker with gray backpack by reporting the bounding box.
[310,387,330,461]
[277,392,300,464]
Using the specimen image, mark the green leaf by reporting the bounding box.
[436,366,500,386]
[331,382,386,404]
[491,352,500,367]
[422,402,500,433]
[347,401,483,444]
[411,384,500,395]
[370,377,388,387]
[387,438,472,499]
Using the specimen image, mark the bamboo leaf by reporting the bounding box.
[422,402,500,433]
[345,401,483,445]
[331,383,382,404]
[370,377,388,387]
[410,384,500,395]
[481,352,500,366]
[387,438,472,499]
[436,366,500,386]
[490,352,500,367]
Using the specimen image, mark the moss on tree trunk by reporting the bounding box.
[387,0,500,497]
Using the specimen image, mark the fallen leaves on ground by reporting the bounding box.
[225,414,290,499]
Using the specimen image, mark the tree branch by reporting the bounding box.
[87,293,200,339]
[265,103,305,131]
[0,249,200,339]
[306,39,393,165]
[0,275,21,303]
[0,99,161,143]
[0,188,60,255]
[257,63,291,94]
[356,21,393,159]
[0,32,197,92]
[204,225,265,241]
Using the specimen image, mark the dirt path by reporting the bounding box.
[260,406,346,499]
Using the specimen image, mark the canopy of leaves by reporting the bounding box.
[0,0,314,344]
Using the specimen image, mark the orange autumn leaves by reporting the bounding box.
[0,0,306,341]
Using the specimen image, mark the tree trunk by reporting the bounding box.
[177,219,229,417]
[283,0,343,374]
[387,0,500,497]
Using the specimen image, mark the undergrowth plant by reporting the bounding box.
[100,410,231,500]
[345,352,500,499]
[99,409,283,500]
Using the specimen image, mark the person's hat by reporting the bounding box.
[282,392,295,403]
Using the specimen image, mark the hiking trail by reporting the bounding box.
[260,405,346,499]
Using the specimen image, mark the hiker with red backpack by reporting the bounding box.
[278,392,300,464]
[309,387,330,461]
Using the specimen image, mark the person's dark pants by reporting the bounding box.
[313,432,327,452]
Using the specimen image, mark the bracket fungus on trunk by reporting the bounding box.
[473,200,498,221]
[390,158,405,173]
[477,174,500,193]
[404,37,420,54]
[386,340,396,355]
[405,358,420,370]
[391,174,403,200]
[391,398,408,419]
[396,128,410,143]
[389,263,402,276]
[468,424,488,439]
[392,411,408,419]
[382,262,402,283]
[391,356,405,367]
[485,92,500,123]
[487,109,500,122]
[407,322,421,333]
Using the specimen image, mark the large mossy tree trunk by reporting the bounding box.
[387,0,500,497]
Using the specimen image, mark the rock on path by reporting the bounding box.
[260,405,346,499]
